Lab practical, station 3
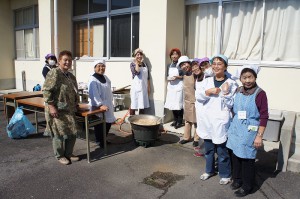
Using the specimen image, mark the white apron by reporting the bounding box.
[88,75,116,123]
[130,66,150,109]
[195,77,238,144]
[195,81,203,127]
[164,67,183,110]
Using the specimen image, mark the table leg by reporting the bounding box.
[35,112,38,133]
[103,113,107,155]
[4,97,8,124]
[85,116,91,163]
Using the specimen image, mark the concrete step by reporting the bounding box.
[287,154,300,172]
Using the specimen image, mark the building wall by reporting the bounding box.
[56,0,72,53]
[228,66,300,112]
[6,0,300,113]
[0,0,15,89]
[14,0,73,91]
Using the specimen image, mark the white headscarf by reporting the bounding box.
[232,65,261,80]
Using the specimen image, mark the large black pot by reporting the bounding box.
[128,114,160,147]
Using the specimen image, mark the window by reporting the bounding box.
[186,0,300,63]
[74,18,107,57]
[15,5,39,59]
[73,0,140,58]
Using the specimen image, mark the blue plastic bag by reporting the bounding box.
[6,107,35,139]
[33,84,41,91]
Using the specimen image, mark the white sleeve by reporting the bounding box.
[195,79,210,104]
[88,78,103,107]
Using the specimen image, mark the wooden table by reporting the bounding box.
[3,91,43,124]
[16,97,106,163]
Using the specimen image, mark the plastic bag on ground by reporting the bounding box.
[6,107,35,139]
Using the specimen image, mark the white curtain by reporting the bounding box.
[35,28,40,58]
[186,3,218,58]
[25,29,34,58]
[186,0,300,62]
[222,1,263,60]
[16,30,24,58]
[263,0,300,61]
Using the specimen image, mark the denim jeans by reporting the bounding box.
[204,139,231,178]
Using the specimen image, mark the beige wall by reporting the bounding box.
[38,0,53,58]
[227,66,300,112]
[57,0,72,52]
[10,0,37,9]
[14,0,73,91]
[0,0,15,89]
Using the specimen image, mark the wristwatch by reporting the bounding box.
[257,132,263,137]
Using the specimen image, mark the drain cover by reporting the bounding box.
[143,171,185,190]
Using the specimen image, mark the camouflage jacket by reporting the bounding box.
[43,67,80,136]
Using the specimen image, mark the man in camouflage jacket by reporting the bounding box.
[43,50,80,165]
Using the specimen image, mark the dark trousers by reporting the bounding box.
[232,153,255,192]
[52,134,76,159]
[94,123,112,147]
[172,109,184,124]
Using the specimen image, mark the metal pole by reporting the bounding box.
[22,70,26,91]
[54,0,58,56]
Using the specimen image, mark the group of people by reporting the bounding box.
[163,49,269,197]
[42,48,268,197]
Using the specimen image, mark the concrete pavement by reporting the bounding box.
[1,105,300,199]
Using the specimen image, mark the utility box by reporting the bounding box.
[263,109,284,142]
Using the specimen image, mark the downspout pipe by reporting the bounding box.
[54,0,58,56]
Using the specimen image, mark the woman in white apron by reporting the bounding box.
[195,54,238,185]
[129,48,150,115]
[164,50,186,129]
[194,57,213,157]
[88,60,116,148]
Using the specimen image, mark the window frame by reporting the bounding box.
[72,0,140,60]
[185,0,300,68]
[14,5,39,60]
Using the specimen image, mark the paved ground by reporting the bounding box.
[1,103,300,199]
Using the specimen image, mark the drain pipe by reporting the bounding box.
[54,0,58,56]
[22,70,26,91]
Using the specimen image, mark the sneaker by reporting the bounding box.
[58,157,70,165]
[69,155,79,161]
[193,151,204,157]
[219,178,231,185]
[200,173,215,181]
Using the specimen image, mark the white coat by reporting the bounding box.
[195,77,238,144]
[164,67,183,110]
[88,75,116,123]
[130,66,150,109]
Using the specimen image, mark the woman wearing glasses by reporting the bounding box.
[195,54,238,185]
